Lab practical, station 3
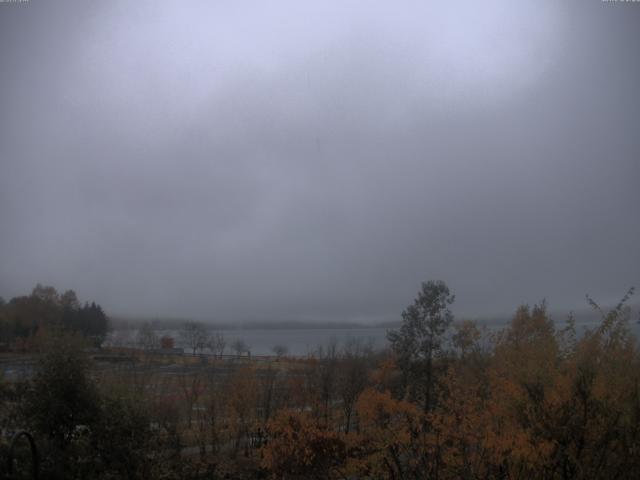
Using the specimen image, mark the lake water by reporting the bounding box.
[105,320,640,357]
[106,327,391,356]
[216,328,390,356]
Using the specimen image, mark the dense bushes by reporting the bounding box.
[0,336,198,479]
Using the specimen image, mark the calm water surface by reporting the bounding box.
[108,327,390,356]
[107,321,640,357]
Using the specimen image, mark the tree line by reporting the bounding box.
[0,281,638,479]
[0,284,109,349]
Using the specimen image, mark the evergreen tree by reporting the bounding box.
[387,280,454,412]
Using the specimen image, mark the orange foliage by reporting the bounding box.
[261,409,345,479]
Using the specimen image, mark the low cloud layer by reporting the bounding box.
[1,0,639,322]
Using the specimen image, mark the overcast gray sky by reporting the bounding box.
[1,0,638,323]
